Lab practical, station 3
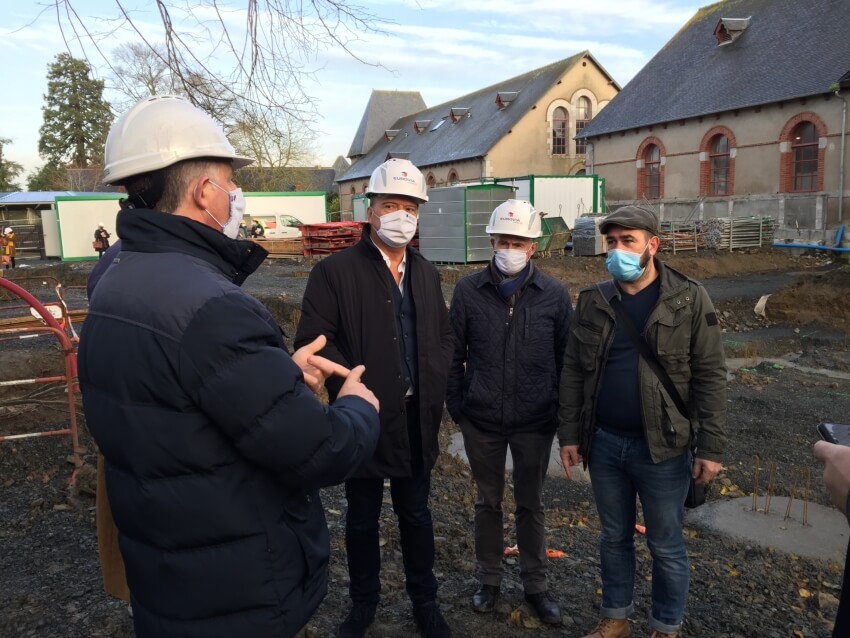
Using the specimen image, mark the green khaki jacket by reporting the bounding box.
[558,260,727,464]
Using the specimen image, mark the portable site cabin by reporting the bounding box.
[242,192,328,238]
[351,195,369,222]
[44,192,329,260]
[418,184,516,264]
[492,175,605,230]
[47,194,124,260]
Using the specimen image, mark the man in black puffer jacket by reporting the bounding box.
[79,95,381,638]
[446,200,573,626]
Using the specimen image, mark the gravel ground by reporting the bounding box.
[1,248,849,638]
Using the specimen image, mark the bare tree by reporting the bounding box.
[110,42,178,109]
[230,102,318,190]
[44,0,387,125]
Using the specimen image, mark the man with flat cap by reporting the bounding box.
[557,205,726,638]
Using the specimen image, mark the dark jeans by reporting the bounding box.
[344,473,437,607]
[589,429,691,634]
[460,421,554,594]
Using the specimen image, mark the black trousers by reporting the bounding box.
[344,471,437,607]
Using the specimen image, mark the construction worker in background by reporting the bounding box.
[446,200,572,626]
[295,158,454,638]
[3,227,16,269]
[94,222,111,259]
[238,219,249,239]
[78,95,381,638]
[250,218,265,238]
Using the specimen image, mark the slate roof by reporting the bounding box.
[0,191,103,205]
[339,51,615,183]
[347,90,427,158]
[579,0,850,139]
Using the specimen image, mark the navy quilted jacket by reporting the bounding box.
[446,262,573,433]
[79,208,379,638]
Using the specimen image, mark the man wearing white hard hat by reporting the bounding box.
[446,200,573,625]
[78,95,381,638]
[296,158,453,638]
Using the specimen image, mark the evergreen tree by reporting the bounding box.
[0,137,23,191]
[37,53,112,168]
[26,162,69,192]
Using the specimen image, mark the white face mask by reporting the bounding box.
[206,181,246,240]
[494,249,529,275]
[375,209,418,248]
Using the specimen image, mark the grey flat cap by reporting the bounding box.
[599,205,659,235]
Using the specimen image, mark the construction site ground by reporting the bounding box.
[2,246,850,638]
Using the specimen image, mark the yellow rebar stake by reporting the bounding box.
[785,467,800,521]
[752,455,761,512]
[803,467,811,526]
[764,461,777,515]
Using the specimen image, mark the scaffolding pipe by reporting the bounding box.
[837,88,847,222]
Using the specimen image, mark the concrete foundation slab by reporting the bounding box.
[686,496,849,562]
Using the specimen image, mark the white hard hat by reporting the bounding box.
[367,158,428,203]
[98,222,104,227]
[102,95,254,185]
[3,227,11,235]
[485,200,542,238]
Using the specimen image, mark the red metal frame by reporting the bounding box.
[0,278,82,485]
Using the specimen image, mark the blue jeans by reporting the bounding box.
[344,474,438,607]
[588,429,691,634]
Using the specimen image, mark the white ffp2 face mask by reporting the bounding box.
[494,249,529,275]
[207,182,246,239]
[375,210,418,248]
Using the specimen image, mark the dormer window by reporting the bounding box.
[449,108,469,123]
[386,151,410,161]
[714,17,751,45]
[496,92,518,109]
[414,120,432,134]
[384,129,400,141]
[430,117,448,132]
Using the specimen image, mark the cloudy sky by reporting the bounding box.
[0,0,705,184]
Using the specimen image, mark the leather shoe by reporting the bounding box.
[412,601,452,638]
[337,603,376,638]
[471,584,499,613]
[525,591,562,625]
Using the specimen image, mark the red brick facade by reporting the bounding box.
[698,126,737,196]
[636,136,666,200]
[778,112,827,192]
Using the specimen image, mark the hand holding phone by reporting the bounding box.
[817,422,850,447]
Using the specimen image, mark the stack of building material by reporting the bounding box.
[572,216,607,256]
[250,238,303,258]
[301,222,367,257]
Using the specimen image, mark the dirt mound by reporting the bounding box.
[767,266,850,331]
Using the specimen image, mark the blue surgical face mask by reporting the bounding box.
[606,242,650,282]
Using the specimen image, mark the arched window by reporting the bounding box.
[645,145,661,199]
[575,97,592,155]
[426,173,436,188]
[791,121,819,192]
[709,135,730,196]
[552,107,568,155]
[447,169,459,184]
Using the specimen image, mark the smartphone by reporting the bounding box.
[817,422,850,447]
